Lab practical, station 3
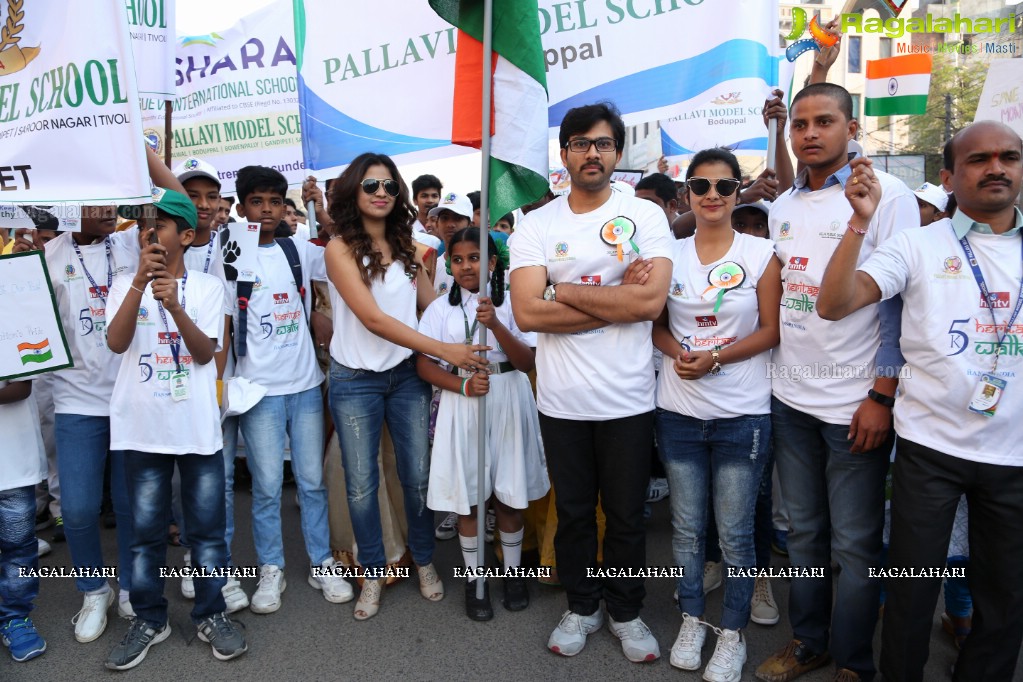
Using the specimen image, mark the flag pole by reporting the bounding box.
[475,0,494,602]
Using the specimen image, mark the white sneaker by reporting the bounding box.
[250,564,286,614]
[222,578,250,614]
[547,609,604,657]
[181,551,195,599]
[117,596,135,619]
[750,576,780,625]
[702,628,746,682]
[37,538,51,557]
[608,615,660,663]
[308,558,355,604]
[703,561,722,593]
[435,512,458,540]
[670,613,707,671]
[72,588,114,642]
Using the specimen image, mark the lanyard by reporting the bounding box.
[460,298,479,345]
[71,238,113,305]
[156,271,189,373]
[201,233,217,274]
[957,231,1023,372]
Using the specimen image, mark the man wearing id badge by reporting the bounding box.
[105,188,246,669]
[817,120,1023,682]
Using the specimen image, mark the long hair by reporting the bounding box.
[327,153,418,285]
[447,227,505,308]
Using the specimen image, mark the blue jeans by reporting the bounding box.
[124,451,227,626]
[222,415,239,566]
[239,386,329,567]
[772,397,891,680]
[328,357,433,571]
[0,486,38,622]
[55,414,133,593]
[657,410,769,631]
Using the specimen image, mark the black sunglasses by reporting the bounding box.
[361,178,400,197]
[687,177,741,197]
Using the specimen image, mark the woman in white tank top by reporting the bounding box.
[323,152,489,620]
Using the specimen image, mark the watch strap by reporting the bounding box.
[867,389,895,408]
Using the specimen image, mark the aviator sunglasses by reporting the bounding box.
[361,178,400,197]
[686,177,741,197]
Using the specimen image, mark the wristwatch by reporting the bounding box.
[708,350,722,375]
[543,283,557,302]
[867,389,895,408]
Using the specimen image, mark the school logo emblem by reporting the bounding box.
[711,92,742,105]
[137,306,149,321]
[65,264,76,278]
[437,282,448,295]
[788,256,809,272]
[670,281,685,297]
[184,158,200,170]
[554,241,569,257]
[0,1,40,77]
[779,222,791,239]
[944,256,962,274]
[143,129,163,155]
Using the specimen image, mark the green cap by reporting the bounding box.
[117,186,198,228]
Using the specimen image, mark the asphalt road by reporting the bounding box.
[5,485,1019,682]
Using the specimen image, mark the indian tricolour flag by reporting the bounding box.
[428,0,550,221]
[864,54,932,116]
[18,340,53,365]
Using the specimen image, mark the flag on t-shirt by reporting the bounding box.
[864,54,932,116]
[18,340,53,365]
[428,0,550,222]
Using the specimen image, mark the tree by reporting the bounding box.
[906,52,989,180]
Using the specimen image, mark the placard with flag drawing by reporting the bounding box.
[0,251,73,381]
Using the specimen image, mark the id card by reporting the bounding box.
[170,371,190,402]
[967,373,1006,417]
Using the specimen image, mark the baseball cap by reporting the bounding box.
[733,201,772,216]
[428,192,473,220]
[173,157,221,188]
[913,182,949,212]
[151,187,198,229]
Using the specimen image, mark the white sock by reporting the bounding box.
[501,527,524,571]
[459,534,479,582]
[118,588,130,604]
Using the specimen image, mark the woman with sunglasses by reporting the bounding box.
[654,147,782,681]
[324,152,490,620]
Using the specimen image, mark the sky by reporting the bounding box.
[175,0,493,194]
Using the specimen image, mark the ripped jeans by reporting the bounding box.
[656,410,770,630]
[328,357,434,571]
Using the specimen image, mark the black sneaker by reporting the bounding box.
[105,618,171,670]
[502,576,530,611]
[465,580,494,621]
[196,613,247,661]
[51,517,65,544]
[35,509,53,531]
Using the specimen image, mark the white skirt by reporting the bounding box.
[427,370,549,516]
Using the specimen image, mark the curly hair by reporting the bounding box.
[446,227,506,308]
[327,153,418,285]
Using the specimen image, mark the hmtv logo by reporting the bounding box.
[784,0,908,62]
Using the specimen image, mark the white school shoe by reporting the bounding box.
[308,558,354,603]
[222,578,250,613]
[702,628,746,682]
[670,613,707,671]
[547,609,604,657]
[37,538,51,557]
[181,551,195,599]
[72,588,115,642]
[608,616,661,663]
[250,564,286,614]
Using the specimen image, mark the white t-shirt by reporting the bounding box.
[0,382,47,491]
[509,192,674,420]
[860,220,1023,465]
[657,233,775,419]
[185,231,232,316]
[419,290,535,365]
[329,259,420,371]
[44,231,137,416]
[414,230,442,251]
[769,171,917,424]
[107,271,225,455]
[230,239,326,396]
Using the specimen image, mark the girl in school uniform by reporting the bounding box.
[417,227,549,621]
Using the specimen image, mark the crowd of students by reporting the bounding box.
[1,78,1021,682]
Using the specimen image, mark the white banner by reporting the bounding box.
[0,0,150,207]
[0,252,73,381]
[141,2,304,195]
[296,0,783,170]
[974,59,1023,140]
[127,0,176,99]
